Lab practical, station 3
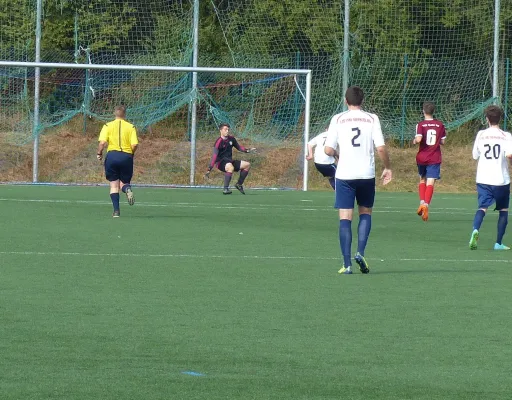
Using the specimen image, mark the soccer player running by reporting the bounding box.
[413,102,446,221]
[306,130,337,190]
[324,86,392,275]
[205,123,255,194]
[96,105,138,217]
[469,105,512,250]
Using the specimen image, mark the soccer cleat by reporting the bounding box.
[235,183,246,194]
[126,187,135,206]
[354,252,370,274]
[112,210,120,218]
[417,204,424,216]
[494,243,511,250]
[338,266,352,274]
[421,205,429,221]
[469,229,479,250]
[223,189,232,195]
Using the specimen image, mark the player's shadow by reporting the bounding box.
[129,215,203,219]
[370,268,489,275]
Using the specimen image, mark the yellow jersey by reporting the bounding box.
[98,119,138,154]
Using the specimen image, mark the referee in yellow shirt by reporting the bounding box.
[96,105,138,217]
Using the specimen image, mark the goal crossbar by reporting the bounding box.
[0,61,313,191]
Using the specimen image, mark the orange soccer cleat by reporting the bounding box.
[421,205,429,221]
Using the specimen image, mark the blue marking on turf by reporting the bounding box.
[181,371,206,377]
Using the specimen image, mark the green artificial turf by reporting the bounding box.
[1,185,511,399]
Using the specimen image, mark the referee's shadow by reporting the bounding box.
[128,214,204,219]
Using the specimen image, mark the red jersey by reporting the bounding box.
[415,119,446,165]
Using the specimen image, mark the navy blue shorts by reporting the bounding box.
[104,151,134,183]
[477,183,510,210]
[417,163,441,179]
[335,178,376,209]
[314,163,336,178]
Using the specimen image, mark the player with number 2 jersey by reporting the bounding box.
[413,102,446,221]
[324,86,392,276]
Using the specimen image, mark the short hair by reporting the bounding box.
[423,102,435,115]
[345,86,364,106]
[485,105,502,125]
[114,105,126,117]
[219,123,230,130]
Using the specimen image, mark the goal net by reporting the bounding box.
[0,0,504,189]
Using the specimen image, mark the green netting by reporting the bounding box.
[1,0,512,186]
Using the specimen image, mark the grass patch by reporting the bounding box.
[1,187,511,399]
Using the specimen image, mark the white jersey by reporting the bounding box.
[473,127,512,186]
[324,109,385,180]
[308,131,336,165]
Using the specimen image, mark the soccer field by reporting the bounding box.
[1,186,511,400]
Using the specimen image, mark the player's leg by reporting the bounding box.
[235,160,249,194]
[120,153,135,206]
[109,180,121,217]
[469,184,492,249]
[422,164,441,221]
[493,184,510,250]
[335,179,356,274]
[354,178,375,274]
[417,165,427,216]
[105,152,121,217]
[218,161,233,194]
[315,163,336,190]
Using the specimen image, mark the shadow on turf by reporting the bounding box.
[367,268,489,275]
[128,215,203,219]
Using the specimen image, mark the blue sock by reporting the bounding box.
[357,214,372,256]
[328,177,335,190]
[339,219,352,267]
[122,184,131,193]
[110,193,120,212]
[497,211,508,245]
[472,209,486,231]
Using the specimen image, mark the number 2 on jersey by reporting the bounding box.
[351,128,361,147]
[426,129,437,145]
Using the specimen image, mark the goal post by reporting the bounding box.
[0,61,313,191]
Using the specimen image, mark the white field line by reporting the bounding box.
[0,198,480,214]
[0,250,510,263]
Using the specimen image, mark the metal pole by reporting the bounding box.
[342,0,350,109]
[492,0,500,101]
[294,51,300,124]
[190,0,199,185]
[32,0,42,183]
[303,71,312,191]
[0,61,310,75]
[505,58,510,131]
[400,54,409,148]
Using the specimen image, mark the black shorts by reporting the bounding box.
[104,151,134,183]
[217,159,242,172]
[315,163,336,178]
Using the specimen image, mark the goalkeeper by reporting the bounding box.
[205,123,255,195]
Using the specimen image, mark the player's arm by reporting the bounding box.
[324,118,339,157]
[472,132,480,160]
[306,144,314,160]
[233,137,256,154]
[306,134,321,160]
[97,124,109,161]
[412,124,422,144]
[130,125,139,155]
[440,125,447,145]
[373,115,392,185]
[206,138,221,177]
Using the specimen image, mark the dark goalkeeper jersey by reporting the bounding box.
[209,135,247,169]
